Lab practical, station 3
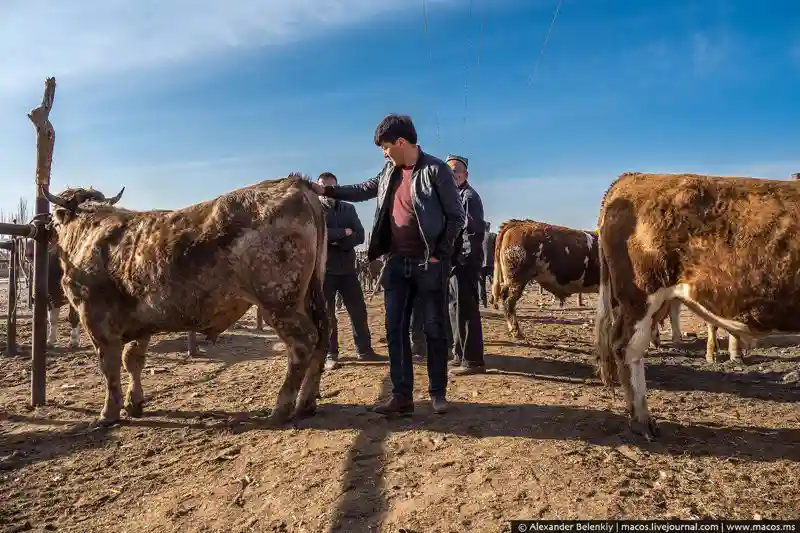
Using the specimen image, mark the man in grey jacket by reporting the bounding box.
[446,154,487,376]
[316,172,382,371]
[311,114,465,416]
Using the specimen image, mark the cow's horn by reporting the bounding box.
[40,186,70,209]
[107,187,125,205]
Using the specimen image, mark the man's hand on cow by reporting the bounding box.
[310,182,325,195]
[344,228,353,236]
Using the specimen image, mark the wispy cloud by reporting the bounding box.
[691,31,731,75]
[0,0,455,96]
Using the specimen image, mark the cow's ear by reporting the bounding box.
[53,207,74,225]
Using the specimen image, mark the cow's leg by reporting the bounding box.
[47,305,59,347]
[504,282,527,339]
[623,306,660,441]
[706,323,719,362]
[122,335,151,417]
[728,332,742,363]
[669,300,682,342]
[577,293,584,307]
[67,306,81,348]
[94,341,124,426]
[269,310,319,423]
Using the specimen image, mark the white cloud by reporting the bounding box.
[0,0,455,96]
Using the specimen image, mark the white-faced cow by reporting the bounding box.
[595,171,799,440]
[489,219,679,340]
[42,174,329,427]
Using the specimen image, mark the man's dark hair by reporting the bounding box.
[373,114,417,146]
[317,172,337,183]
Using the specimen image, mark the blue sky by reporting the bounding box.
[1,0,799,238]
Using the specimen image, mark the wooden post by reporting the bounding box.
[5,239,18,356]
[29,77,56,407]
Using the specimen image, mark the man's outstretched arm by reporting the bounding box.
[311,165,387,202]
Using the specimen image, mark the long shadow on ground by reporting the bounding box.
[25,401,800,464]
[482,353,800,403]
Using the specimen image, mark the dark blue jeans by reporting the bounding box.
[383,254,450,401]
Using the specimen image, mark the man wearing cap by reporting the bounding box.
[446,154,488,376]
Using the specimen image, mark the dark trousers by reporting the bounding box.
[449,263,485,367]
[409,295,427,358]
[324,272,373,358]
[479,267,493,308]
[383,254,450,400]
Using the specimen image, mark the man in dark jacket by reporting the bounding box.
[445,154,487,376]
[311,114,465,416]
[317,172,382,371]
[480,222,496,308]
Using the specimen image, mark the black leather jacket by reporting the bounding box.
[321,198,364,275]
[323,148,466,263]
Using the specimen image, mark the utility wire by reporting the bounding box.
[527,0,564,87]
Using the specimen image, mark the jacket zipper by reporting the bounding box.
[409,168,431,264]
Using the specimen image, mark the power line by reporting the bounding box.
[421,0,441,145]
[527,0,564,87]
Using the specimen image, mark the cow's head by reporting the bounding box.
[41,186,125,231]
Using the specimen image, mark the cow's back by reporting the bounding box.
[498,220,599,295]
[57,175,325,336]
[600,172,800,329]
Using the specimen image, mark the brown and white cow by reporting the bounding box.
[489,219,618,339]
[595,171,798,440]
[42,174,329,427]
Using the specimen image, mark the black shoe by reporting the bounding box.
[373,395,414,415]
[357,350,384,362]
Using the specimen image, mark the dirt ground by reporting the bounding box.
[1,280,799,533]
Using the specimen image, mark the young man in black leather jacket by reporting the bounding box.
[311,114,465,415]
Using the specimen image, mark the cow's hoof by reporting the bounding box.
[293,401,317,419]
[630,419,659,442]
[124,401,145,418]
[268,404,294,426]
[93,415,121,428]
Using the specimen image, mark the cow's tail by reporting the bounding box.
[594,236,617,388]
[490,224,509,310]
[299,180,329,357]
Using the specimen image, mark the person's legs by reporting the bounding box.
[410,294,427,359]
[374,255,415,415]
[322,273,341,370]
[450,263,486,376]
[414,259,450,413]
[339,272,382,360]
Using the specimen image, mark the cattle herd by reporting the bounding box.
[6,169,797,442]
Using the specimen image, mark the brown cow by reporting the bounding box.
[42,174,329,427]
[595,171,798,440]
[489,219,603,338]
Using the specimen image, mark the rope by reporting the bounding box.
[527,0,564,87]
[421,0,441,146]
